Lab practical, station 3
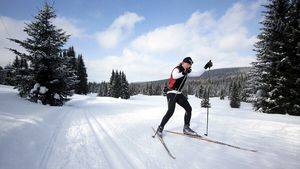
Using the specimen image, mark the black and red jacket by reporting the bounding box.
[168,64,187,91]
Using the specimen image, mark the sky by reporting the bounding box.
[0,0,266,83]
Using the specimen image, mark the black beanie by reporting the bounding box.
[182,57,193,65]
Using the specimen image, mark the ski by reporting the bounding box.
[152,127,176,159]
[165,130,257,153]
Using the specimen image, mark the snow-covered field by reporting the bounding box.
[0,85,299,169]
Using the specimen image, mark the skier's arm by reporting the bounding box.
[188,69,205,77]
[188,60,213,77]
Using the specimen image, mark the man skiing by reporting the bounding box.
[156,57,213,137]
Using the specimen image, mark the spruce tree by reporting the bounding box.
[251,0,299,115]
[63,47,78,94]
[75,54,88,94]
[9,56,20,86]
[108,70,116,97]
[0,66,3,84]
[148,83,154,95]
[114,71,122,98]
[155,84,162,95]
[230,82,241,108]
[103,82,108,96]
[108,70,126,98]
[13,57,31,97]
[120,71,130,99]
[197,85,204,98]
[98,81,108,96]
[201,87,210,108]
[8,3,71,105]
[220,88,225,100]
[3,65,14,85]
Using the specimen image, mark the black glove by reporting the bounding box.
[186,68,192,74]
[182,68,191,75]
[204,60,213,69]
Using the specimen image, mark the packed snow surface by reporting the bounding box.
[0,85,299,169]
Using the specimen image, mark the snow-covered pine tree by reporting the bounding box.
[251,0,299,115]
[144,83,148,95]
[148,83,154,95]
[155,83,162,95]
[8,3,72,105]
[2,64,13,85]
[108,70,116,97]
[197,85,204,98]
[63,47,78,95]
[201,87,210,108]
[120,71,130,99]
[0,66,4,84]
[278,0,300,115]
[12,56,31,97]
[8,56,21,86]
[64,47,78,79]
[220,88,225,100]
[244,67,257,103]
[108,70,123,98]
[229,81,241,108]
[66,47,77,70]
[187,84,193,95]
[114,71,122,98]
[97,81,107,96]
[75,54,88,94]
[103,82,108,96]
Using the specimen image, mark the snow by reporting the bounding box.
[0,85,300,169]
[53,93,60,99]
[30,83,40,94]
[39,86,48,94]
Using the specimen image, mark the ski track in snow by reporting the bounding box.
[0,85,300,169]
[38,110,69,169]
[84,110,135,169]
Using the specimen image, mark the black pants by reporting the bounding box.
[159,93,192,129]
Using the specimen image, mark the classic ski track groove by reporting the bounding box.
[83,111,116,169]
[80,112,112,168]
[86,111,136,169]
[38,109,68,169]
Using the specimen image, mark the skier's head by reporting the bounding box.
[182,57,193,69]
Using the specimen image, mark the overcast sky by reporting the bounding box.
[0,0,266,82]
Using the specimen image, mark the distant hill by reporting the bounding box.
[131,67,251,85]
[194,67,250,79]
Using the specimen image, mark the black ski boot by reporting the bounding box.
[183,125,198,136]
[156,126,164,137]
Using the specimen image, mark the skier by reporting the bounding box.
[156,57,213,137]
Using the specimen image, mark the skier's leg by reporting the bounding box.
[176,94,197,135]
[176,94,192,126]
[159,93,176,129]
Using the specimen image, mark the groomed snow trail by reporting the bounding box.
[0,85,299,169]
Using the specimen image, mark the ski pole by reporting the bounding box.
[172,74,188,102]
[205,67,210,136]
[152,129,159,138]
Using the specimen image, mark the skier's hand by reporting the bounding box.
[186,68,192,74]
[204,60,213,69]
[182,68,191,75]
